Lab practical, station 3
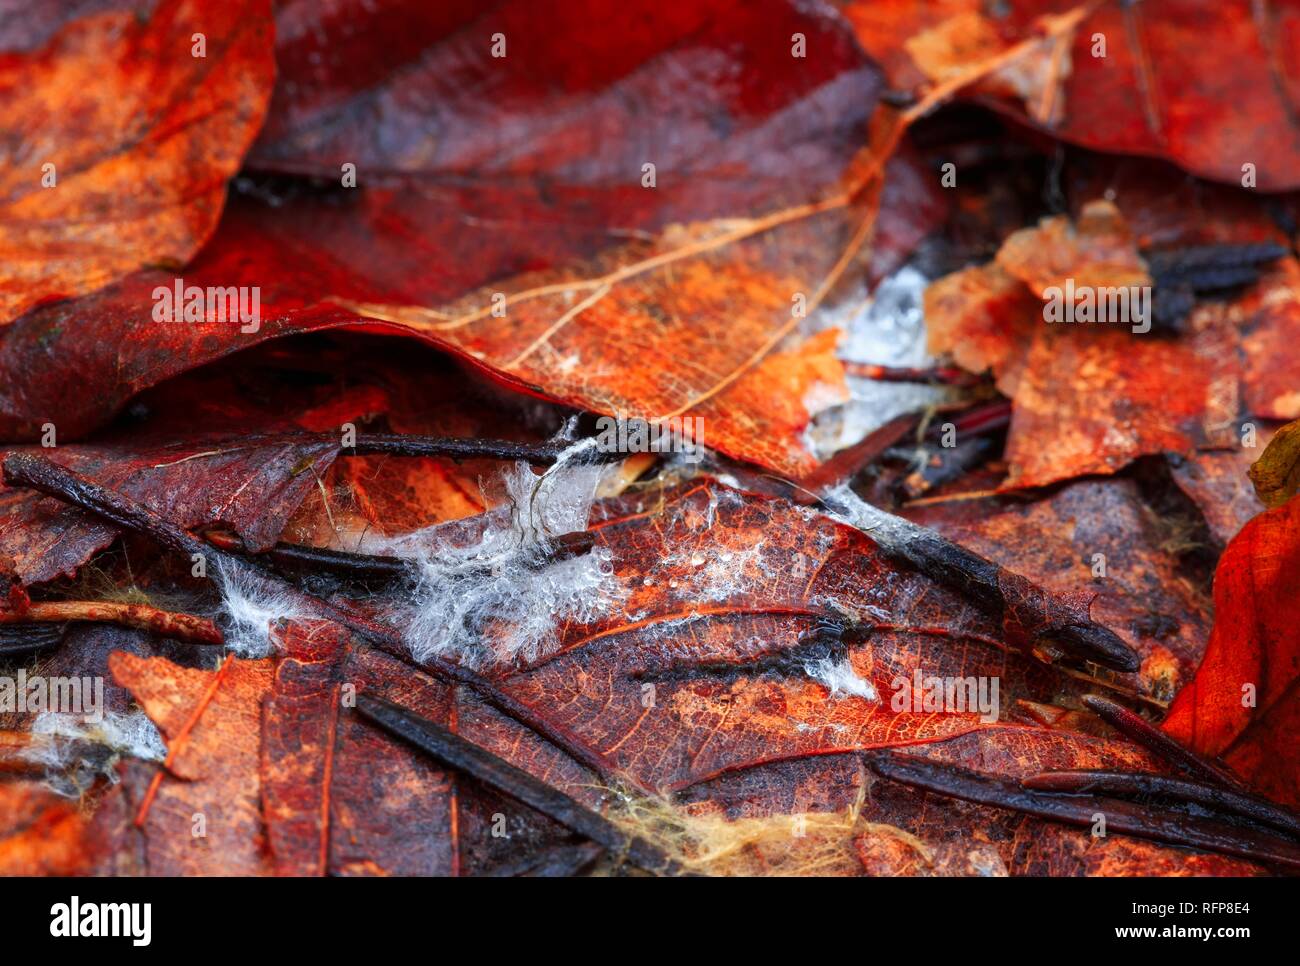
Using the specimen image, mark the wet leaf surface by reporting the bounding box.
[0,0,274,327]
[1,0,1298,879]
[847,0,1300,189]
[1163,494,1300,807]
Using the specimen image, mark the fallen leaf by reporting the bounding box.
[847,0,1300,189]
[0,0,274,326]
[1249,418,1300,508]
[260,621,460,876]
[1162,493,1300,806]
[380,481,1117,793]
[924,201,1285,489]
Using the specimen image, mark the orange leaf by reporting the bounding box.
[0,0,275,326]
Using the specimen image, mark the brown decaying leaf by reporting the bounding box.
[0,0,274,327]
[925,200,1295,490]
[1249,418,1300,509]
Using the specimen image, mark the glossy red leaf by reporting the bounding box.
[0,0,274,327]
[1162,494,1300,807]
[848,0,1300,189]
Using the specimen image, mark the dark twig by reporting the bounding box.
[1082,694,1245,790]
[830,500,1138,671]
[0,623,65,657]
[868,753,1300,870]
[356,695,683,876]
[1024,770,1300,840]
[720,460,1137,672]
[479,840,606,878]
[343,433,618,464]
[1,453,628,789]
[204,531,407,578]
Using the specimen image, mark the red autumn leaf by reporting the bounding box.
[367,481,1112,793]
[1162,494,1300,807]
[924,200,1295,489]
[0,0,274,327]
[846,0,1300,189]
[0,0,949,477]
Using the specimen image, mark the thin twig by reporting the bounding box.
[356,695,683,876]
[0,601,221,646]
[868,753,1300,870]
[1024,770,1300,840]
[204,529,597,579]
[1082,694,1245,790]
[843,363,981,387]
[344,433,618,464]
[827,499,1139,671]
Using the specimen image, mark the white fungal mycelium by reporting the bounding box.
[24,709,166,797]
[216,556,313,658]
[803,656,878,702]
[379,437,627,669]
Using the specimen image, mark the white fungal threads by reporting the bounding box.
[804,657,878,701]
[216,557,311,658]
[24,709,166,796]
[382,439,627,669]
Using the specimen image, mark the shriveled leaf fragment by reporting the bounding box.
[0,0,274,326]
[110,651,274,875]
[261,621,459,876]
[1249,419,1300,509]
[925,202,1266,489]
[923,261,1039,397]
[996,200,1150,296]
[1163,495,1300,807]
[847,0,1300,189]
